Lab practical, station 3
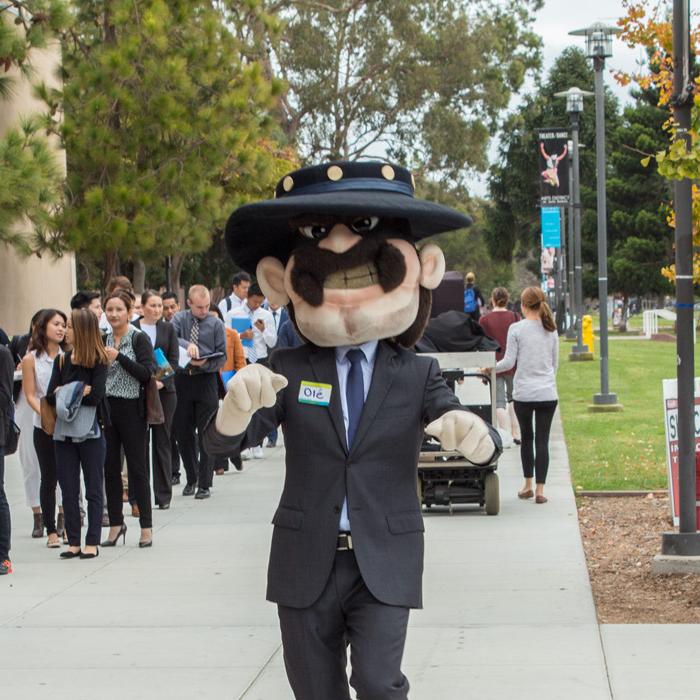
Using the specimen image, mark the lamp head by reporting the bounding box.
[569,21,621,59]
[554,87,594,115]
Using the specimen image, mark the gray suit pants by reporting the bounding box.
[278,550,410,700]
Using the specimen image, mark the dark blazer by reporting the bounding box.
[133,319,179,392]
[205,340,500,610]
[0,345,14,447]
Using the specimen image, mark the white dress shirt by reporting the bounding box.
[230,303,277,361]
[219,293,246,320]
[334,339,378,532]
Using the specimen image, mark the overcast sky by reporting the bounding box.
[473,0,649,195]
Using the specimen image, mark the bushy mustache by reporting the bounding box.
[290,236,407,307]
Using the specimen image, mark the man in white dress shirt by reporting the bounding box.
[219,271,251,319]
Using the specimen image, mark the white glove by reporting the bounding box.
[425,409,495,465]
[215,364,288,437]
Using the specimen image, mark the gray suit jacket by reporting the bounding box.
[204,340,500,609]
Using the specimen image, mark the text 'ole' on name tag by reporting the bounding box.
[298,380,332,406]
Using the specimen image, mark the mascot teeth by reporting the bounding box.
[324,263,379,290]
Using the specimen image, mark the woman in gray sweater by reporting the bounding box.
[494,286,559,504]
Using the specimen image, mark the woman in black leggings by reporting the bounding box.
[494,286,559,504]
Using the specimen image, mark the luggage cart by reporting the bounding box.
[417,352,500,515]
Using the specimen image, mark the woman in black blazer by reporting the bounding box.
[102,290,156,548]
[134,291,179,509]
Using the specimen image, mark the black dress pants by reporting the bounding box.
[34,427,59,534]
[54,436,105,546]
[105,397,152,528]
[513,399,558,484]
[150,390,176,506]
[171,432,180,478]
[0,449,10,561]
[174,373,218,490]
[278,550,410,700]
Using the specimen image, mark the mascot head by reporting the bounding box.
[225,161,471,347]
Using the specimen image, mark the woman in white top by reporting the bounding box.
[493,287,559,504]
[21,309,67,547]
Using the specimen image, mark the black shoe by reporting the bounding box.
[79,548,99,560]
[60,549,82,559]
[182,484,196,496]
[231,456,243,471]
[171,475,181,485]
[513,438,522,445]
[158,503,171,510]
[194,488,210,500]
[101,523,127,547]
[138,539,153,548]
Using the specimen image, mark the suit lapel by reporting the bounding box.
[308,347,348,454]
[351,341,399,453]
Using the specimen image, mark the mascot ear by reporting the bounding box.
[257,256,290,306]
[418,243,445,290]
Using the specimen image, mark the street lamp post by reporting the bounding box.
[570,22,622,407]
[555,87,592,357]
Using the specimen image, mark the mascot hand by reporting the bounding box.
[215,364,288,437]
[425,409,495,465]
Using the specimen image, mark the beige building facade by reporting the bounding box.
[0,29,75,337]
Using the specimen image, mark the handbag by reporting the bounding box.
[3,419,20,456]
[146,377,164,425]
[40,397,57,436]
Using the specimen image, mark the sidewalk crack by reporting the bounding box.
[238,643,283,699]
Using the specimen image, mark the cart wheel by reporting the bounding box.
[484,472,499,516]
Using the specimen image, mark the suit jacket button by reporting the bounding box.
[333,506,341,513]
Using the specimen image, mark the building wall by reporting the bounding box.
[0,31,75,337]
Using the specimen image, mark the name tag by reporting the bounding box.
[298,380,332,406]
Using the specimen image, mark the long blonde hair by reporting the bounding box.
[70,309,109,368]
[521,287,556,332]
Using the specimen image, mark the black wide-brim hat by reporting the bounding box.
[225,161,472,274]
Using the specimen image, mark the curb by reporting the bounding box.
[575,490,668,498]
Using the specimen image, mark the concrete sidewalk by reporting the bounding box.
[1,414,698,699]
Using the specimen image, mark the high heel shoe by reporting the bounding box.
[79,547,99,559]
[100,523,127,547]
[138,540,153,548]
[139,528,153,548]
[60,549,82,559]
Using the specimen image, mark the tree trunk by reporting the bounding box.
[171,253,185,299]
[132,258,146,294]
[102,250,118,294]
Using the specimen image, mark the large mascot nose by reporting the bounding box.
[318,223,362,254]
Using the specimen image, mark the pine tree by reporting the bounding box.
[42,0,291,290]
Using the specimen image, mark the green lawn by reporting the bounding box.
[557,338,700,491]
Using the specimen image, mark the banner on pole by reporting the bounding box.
[541,207,561,248]
[538,128,570,205]
[662,377,700,529]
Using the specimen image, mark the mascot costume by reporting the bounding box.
[204,161,501,699]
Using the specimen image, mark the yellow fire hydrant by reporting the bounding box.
[582,315,595,355]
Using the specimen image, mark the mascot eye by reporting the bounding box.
[350,216,379,234]
[299,224,329,240]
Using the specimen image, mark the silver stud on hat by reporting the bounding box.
[282,176,294,192]
[381,165,395,181]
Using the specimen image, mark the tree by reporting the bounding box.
[0,1,69,253]
[607,83,674,326]
[618,0,700,283]
[485,47,621,293]
[42,0,293,291]
[227,0,543,184]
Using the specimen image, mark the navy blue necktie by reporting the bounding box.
[346,349,365,448]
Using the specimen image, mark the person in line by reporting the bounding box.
[219,271,251,320]
[161,291,181,483]
[46,309,109,559]
[276,317,303,349]
[99,276,136,332]
[13,310,46,537]
[231,284,277,460]
[172,285,226,499]
[21,309,67,548]
[134,291,179,509]
[102,290,156,547]
[209,305,246,474]
[70,291,103,318]
[479,287,521,448]
[492,286,559,504]
[463,271,485,321]
[161,291,180,323]
[0,344,14,574]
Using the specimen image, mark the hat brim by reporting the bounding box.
[225,191,472,274]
